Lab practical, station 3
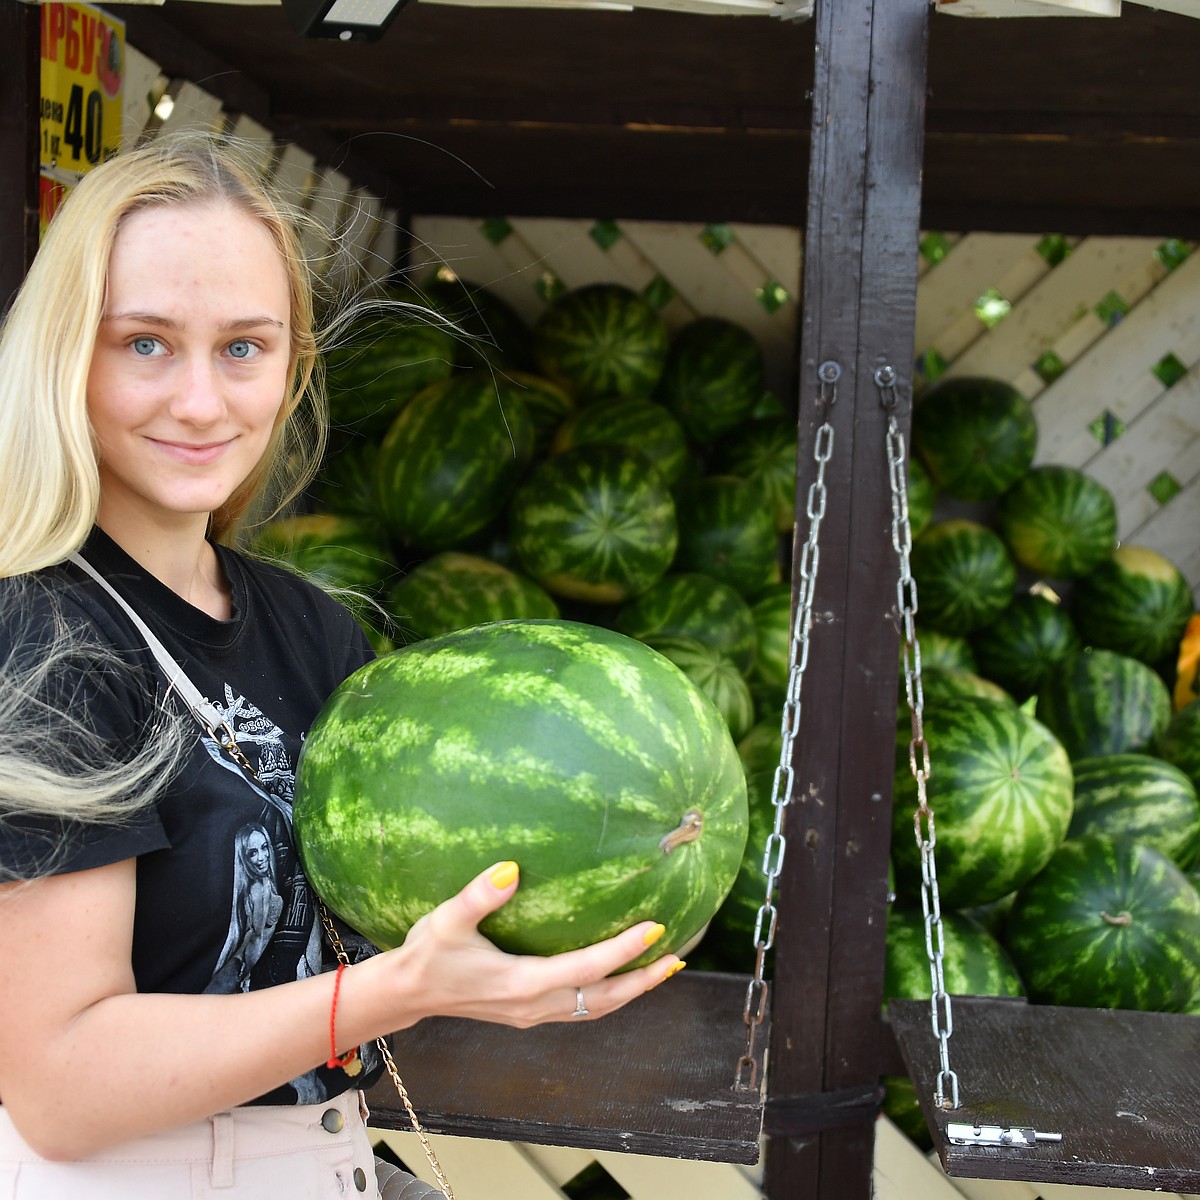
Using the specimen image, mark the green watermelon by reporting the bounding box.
[1156,701,1200,795]
[910,519,1017,635]
[389,552,559,643]
[656,317,766,444]
[902,629,977,675]
[251,513,395,594]
[911,375,1037,502]
[501,371,576,456]
[1035,648,1173,760]
[737,718,784,779]
[970,591,1081,701]
[616,572,758,675]
[748,584,792,701]
[1071,544,1195,668]
[1068,753,1200,868]
[996,465,1117,579]
[892,696,1074,909]
[293,619,749,965]
[420,274,534,370]
[903,666,1014,712]
[508,444,678,604]
[533,284,669,403]
[325,315,456,435]
[1005,834,1200,1011]
[671,475,779,598]
[907,454,937,542]
[714,418,797,534]
[552,397,691,487]
[644,634,755,742]
[374,373,536,551]
[312,435,380,520]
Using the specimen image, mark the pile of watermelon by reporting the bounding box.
[882,373,1200,1143]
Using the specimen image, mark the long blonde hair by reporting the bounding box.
[0,133,328,578]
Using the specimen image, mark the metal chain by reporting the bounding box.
[735,359,840,1092]
[875,363,960,1112]
[217,732,457,1195]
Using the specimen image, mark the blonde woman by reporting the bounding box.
[0,136,680,1198]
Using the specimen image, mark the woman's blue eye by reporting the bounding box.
[132,336,160,356]
[228,340,256,359]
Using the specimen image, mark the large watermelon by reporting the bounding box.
[1035,648,1173,760]
[891,696,1074,909]
[748,584,793,701]
[251,512,395,595]
[906,454,937,543]
[736,718,784,779]
[911,375,1037,502]
[656,317,766,444]
[909,519,1017,635]
[312,435,380,520]
[1071,544,1194,668]
[671,475,780,598]
[1005,834,1200,1011]
[374,373,536,551]
[508,444,678,604]
[901,629,977,675]
[970,591,1081,701]
[713,418,798,534]
[902,666,1013,713]
[1068,753,1200,868]
[616,572,758,675]
[325,314,456,436]
[995,464,1117,579]
[643,634,755,742]
[533,284,669,403]
[1156,700,1200,795]
[388,552,559,643]
[420,274,534,370]
[551,397,691,487]
[293,619,749,965]
[501,371,575,457]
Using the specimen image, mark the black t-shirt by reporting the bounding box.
[0,528,383,1104]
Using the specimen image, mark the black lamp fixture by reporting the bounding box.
[280,0,411,41]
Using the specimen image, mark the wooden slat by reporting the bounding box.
[873,1117,973,1200]
[1129,477,1200,606]
[933,0,1120,14]
[120,43,166,151]
[157,79,224,136]
[596,1144,766,1200]
[936,1170,1040,1200]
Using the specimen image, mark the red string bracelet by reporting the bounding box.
[326,962,360,1074]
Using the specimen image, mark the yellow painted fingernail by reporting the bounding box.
[647,960,686,991]
[489,861,519,889]
[642,923,666,947]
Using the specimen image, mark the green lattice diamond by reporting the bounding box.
[701,223,735,254]
[642,274,675,309]
[1088,411,1126,445]
[1036,235,1071,267]
[915,347,948,383]
[1148,471,1182,506]
[589,220,621,251]
[1156,239,1191,272]
[1094,291,1130,326]
[535,270,566,305]
[756,279,790,314]
[1033,350,1068,385]
[481,217,513,246]
[974,287,1011,329]
[919,232,952,265]
[1153,352,1189,388]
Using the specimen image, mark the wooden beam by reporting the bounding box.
[0,0,39,314]
[763,1,929,1198]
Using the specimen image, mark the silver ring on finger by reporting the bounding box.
[572,986,589,1018]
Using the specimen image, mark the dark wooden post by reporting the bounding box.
[764,2,929,1198]
[0,0,40,314]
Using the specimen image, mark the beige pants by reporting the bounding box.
[0,1088,383,1199]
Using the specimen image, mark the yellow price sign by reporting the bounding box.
[40,2,125,234]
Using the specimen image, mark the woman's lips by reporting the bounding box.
[151,437,233,465]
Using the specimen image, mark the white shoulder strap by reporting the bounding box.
[68,552,232,742]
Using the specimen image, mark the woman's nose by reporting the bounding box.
[170,356,226,423]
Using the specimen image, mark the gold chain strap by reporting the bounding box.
[219,731,455,1199]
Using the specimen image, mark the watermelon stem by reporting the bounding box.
[659,809,704,854]
[1100,910,1133,926]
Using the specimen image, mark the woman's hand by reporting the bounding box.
[379,861,685,1029]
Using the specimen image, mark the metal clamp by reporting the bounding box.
[947,1123,1063,1148]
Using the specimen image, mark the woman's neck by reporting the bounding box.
[95,510,233,620]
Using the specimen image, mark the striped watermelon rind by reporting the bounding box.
[903,629,977,675]
[616,571,759,675]
[508,444,678,604]
[995,464,1117,579]
[251,513,395,594]
[643,634,756,743]
[293,619,749,966]
[1156,701,1200,796]
[419,275,534,370]
[891,696,1074,909]
[1071,544,1195,668]
[749,584,793,699]
[1035,648,1173,761]
[1068,752,1200,868]
[714,418,798,534]
[501,371,576,457]
[374,372,536,551]
[532,284,669,403]
[388,552,559,643]
[970,591,1081,701]
[1005,833,1200,1012]
[911,375,1037,502]
[910,519,1017,635]
[551,396,691,486]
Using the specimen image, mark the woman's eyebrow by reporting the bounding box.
[101,311,286,331]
